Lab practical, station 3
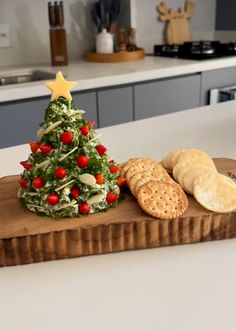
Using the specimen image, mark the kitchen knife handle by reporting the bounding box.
[48,2,56,28]
[54,1,59,27]
[58,1,64,27]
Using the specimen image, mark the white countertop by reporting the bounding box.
[1,101,236,331]
[1,56,236,103]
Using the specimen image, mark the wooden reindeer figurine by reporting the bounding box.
[157,1,194,45]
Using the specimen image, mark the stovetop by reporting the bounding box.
[153,41,236,60]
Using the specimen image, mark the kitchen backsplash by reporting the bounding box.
[0,0,236,67]
[0,0,96,67]
[132,0,217,53]
[0,0,131,68]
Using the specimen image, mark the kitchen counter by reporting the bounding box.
[1,101,236,331]
[2,56,236,102]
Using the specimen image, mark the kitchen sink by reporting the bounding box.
[0,70,55,86]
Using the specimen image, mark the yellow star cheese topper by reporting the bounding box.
[45,71,76,101]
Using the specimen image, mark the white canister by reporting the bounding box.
[96,29,114,54]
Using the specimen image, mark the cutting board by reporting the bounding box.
[157,1,194,45]
[0,158,236,267]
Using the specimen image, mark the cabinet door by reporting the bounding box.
[72,91,98,127]
[134,75,201,120]
[216,0,236,30]
[98,86,133,127]
[0,97,48,149]
[201,67,236,105]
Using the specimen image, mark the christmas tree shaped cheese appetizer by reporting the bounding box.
[18,71,124,219]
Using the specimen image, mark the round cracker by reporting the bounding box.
[126,161,165,183]
[162,149,216,172]
[129,171,151,196]
[168,149,187,170]
[118,162,125,172]
[120,158,156,178]
[193,173,236,213]
[175,150,216,171]
[134,173,173,197]
[120,158,140,177]
[173,161,197,183]
[129,170,172,197]
[137,181,188,219]
[182,165,216,195]
[161,149,186,171]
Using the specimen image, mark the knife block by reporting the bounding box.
[49,28,68,66]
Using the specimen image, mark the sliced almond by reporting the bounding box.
[87,194,104,205]
[37,128,45,140]
[68,110,85,117]
[89,134,102,143]
[55,179,75,192]
[44,121,62,134]
[63,187,71,196]
[113,185,120,195]
[26,204,45,211]
[35,160,50,169]
[60,147,78,161]
[55,200,77,211]
[79,173,96,186]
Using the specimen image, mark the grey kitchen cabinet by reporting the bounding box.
[72,91,98,127]
[0,97,48,149]
[134,74,201,120]
[0,91,97,149]
[97,86,133,127]
[6,65,236,149]
[200,66,236,106]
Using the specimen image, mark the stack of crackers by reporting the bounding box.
[161,149,236,213]
[120,149,236,218]
[120,158,188,219]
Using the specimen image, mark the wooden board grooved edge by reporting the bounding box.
[0,213,236,267]
[1,158,236,267]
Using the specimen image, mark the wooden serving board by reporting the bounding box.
[157,1,194,45]
[84,49,145,63]
[1,158,236,267]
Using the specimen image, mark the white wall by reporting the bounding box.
[131,0,217,52]
[0,0,96,67]
[214,31,236,43]
[0,0,218,67]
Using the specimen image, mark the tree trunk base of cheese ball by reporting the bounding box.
[18,74,124,219]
